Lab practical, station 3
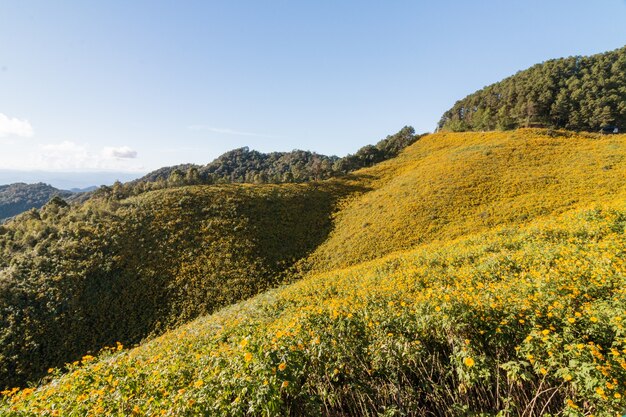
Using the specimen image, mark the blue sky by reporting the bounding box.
[1,0,625,174]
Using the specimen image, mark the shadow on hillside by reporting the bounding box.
[0,178,373,389]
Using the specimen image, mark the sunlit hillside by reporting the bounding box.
[4,203,625,416]
[306,129,626,272]
[3,129,626,416]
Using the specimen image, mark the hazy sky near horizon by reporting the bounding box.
[1,1,625,173]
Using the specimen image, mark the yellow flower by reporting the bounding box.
[540,368,547,375]
[193,380,204,388]
[567,317,576,323]
[563,373,572,381]
[463,357,475,367]
[595,387,605,396]
[281,381,289,389]
[244,352,253,362]
[278,362,287,372]
[590,316,599,323]
[615,392,622,399]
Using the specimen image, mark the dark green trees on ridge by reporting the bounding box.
[438,46,626,132]
[0,183,72,222]
[123,126,421,196]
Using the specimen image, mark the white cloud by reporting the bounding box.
[20,141,143,171]
[102,146,138,159]
[0,113,34,138]
[188,125,273,138]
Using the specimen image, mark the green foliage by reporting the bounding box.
[439,45,626,132]
[0,182,360,388]
[122,126,423,197]
[333,126,421,173]
[0,183,72,222]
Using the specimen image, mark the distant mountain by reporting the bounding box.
[68,186,98,193]
[0,183,73,221]
[0,171,143,190]
[438,45,626,132]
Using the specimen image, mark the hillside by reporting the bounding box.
[3,129,626,415]
[0,181,360,388]
[4,202,625,416]
[0,126,421,389]
[305,129,626,271]
[438,45,626,132]
[0,183,72,222]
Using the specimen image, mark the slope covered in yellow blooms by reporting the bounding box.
[3,129,626,416]
[306,129,626,272]
[4,204,626,416]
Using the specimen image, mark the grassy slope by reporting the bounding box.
[3,129,626,415]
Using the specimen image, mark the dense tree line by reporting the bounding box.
[0,183,72,222]
[104,126,421,199]
[438,46,626,132]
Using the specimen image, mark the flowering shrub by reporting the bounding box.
[3,204,626,415]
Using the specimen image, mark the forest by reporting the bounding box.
[121,126,420,194]
[438,46,626,132]
[0,183,72,222]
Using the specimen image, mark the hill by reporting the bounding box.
[0,183,72,222]
[438,45,626,132]
[0,126,422,389]
[4,201,625,416]
[0,181,361,388]
[3,129,626,415]
[132,126,420,189]
[305,129,626,272]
